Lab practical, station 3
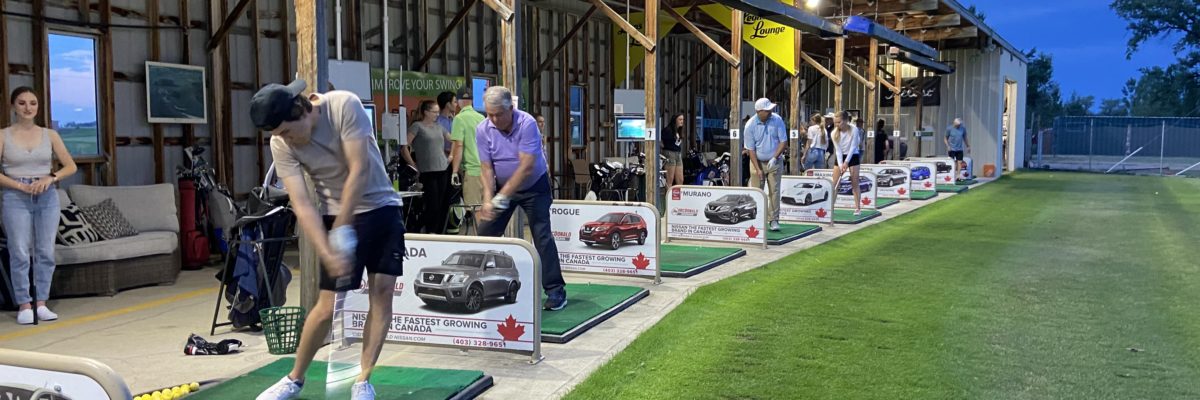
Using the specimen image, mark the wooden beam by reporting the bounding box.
[843,63,876,90]
[915,26,978,41]
[644,0,658,206]
[662,3,738,67]
[790,0,802,172]
[413,0,477,71]
[216,0,234,189]
[672,39,724,94]
[0,0,8,128]
[279,0,290,86]
[893,61,901,137]
[206,0,255,52]
[859,0,938,14]
[879,14,961,31]
[33,0,49,128]
[531,5,597,82]
[100,0,117,184]
[480,0,513,21]
[149,0,164,183]
[251,0,263,182]
[866,38,878,160]
[833,37,843,110]
[728,8,742,189]
[500,0,517,88]
[877,69,899,92]
[591,0,655,51]
[181,0,194,148]
[799,52,841,85]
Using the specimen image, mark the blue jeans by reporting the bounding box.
[478,174,566,294]
[804,148,826,170]
[3,183,59,305]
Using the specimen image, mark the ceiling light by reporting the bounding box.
[805,0,820,9]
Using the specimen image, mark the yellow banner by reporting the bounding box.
[698,4,796,74]
[612,7,693,85]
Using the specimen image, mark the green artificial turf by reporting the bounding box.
[660,244,745,274]
[541,283,646,336]
[191,358,485,400]
[766,223,821,245]
[874,197,900,209]
[832,209,882,224]
[566,172,1200,399]
[910,190,938,200]
[936,184,970,193]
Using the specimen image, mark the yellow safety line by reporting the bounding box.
[0,286,214,342]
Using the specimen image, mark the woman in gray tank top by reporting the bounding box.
[2,87,78,325]
[404,100,452,234]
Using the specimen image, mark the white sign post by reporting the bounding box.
[666,185,768,249]
[804,169,879,210]
[861,164,913,200]
[343,235,542,362]
[779,176,835,224]
[549,200,661,283]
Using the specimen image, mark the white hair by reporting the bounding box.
[954,118,963,124]
[483,86,514,111]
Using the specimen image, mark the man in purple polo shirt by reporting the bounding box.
[475,86,567,311]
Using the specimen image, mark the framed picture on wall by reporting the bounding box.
[145,61,208,124]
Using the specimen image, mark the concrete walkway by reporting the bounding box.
[0,179,990,398]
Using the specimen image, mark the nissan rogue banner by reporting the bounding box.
[804,169,880,210]
[861,164,913,199]
[884,160,937,191]
[779,176,834,224]
[549,200,660,281]
[343,236,541,359]
[666,185,767,248]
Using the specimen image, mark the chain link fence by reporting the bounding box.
[1029,116,1200,177]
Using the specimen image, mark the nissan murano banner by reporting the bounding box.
[861,164,913,199]
[779,176,834,224]
[549,201,660,280]
[914,157,959,185]
[666,186,767,248]
[884,160,937,192]
[343,236,541,359]
[804,169,880,210]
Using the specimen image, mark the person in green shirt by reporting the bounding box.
[450,84,486,234]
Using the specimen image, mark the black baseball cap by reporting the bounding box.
[250,79,307,130]
[456,84,473,100]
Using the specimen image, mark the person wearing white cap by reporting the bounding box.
[743,97,788,231]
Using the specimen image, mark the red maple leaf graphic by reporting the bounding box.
[632,253,650,269]
[497,315,525,341]
[897,187,907,195]
[815,208,828,218]
[924,182,933,188]
[862,197,872,205]
[745,225,760,238]
[944,175,952,182]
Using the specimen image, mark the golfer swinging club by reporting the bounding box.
[252,80,405,400]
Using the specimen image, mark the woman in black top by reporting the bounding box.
[874,119,891,163]
[662,114,685,188]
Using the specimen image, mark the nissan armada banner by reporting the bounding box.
[666,185,768,248]
[550,200,661,281]
[778,176,835,224]
[804,169,880,210]
[343,236,541,359]
[883,160,938,191]
[861,164,913,199]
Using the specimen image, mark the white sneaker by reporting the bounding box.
[351,381,375,400]
[37,306,57,321]
[769,221,781,231]
[256,377,302,400]
[16,309,33,325]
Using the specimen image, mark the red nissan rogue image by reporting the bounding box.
[579,212,648,250]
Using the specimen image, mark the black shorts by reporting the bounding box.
[320,206,406,291]
[949,151,965,161]
[844,154,862,167]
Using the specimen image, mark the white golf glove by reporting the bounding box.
[329,225,357,259]
[451,173,462,187]
[767,158,777,170]
[491,193,512,210]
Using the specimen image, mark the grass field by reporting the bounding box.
[566,172,1200,399]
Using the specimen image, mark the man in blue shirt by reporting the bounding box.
[945,117,970,161]
[743,98,788,232]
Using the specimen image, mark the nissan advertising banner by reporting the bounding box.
[885,160,938,191]
[779,176,834,224]
[861,164,913,199]
[914,157,959,185]
[666,186,768,248]
[549,200,660,281]
[343,236,541,358]
[804,169,880,210]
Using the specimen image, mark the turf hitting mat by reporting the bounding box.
[660,244,747,278]
[936,184,970,193]
[541,283,649,344]
[767,224,822,245]
[833,209,882,224]
[190,358,491,400]
[956,179,979,186]
[910,190,938,200]
[874,198,900,209]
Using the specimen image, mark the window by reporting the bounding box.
[471,76,491,108]
[496,256,514,269]
[47,33,102,156]
[569,85,584,147]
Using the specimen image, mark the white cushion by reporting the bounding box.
[55,231,179,265]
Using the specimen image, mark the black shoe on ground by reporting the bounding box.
[544,289,568,311]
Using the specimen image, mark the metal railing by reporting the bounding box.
[1030,116,1200,177]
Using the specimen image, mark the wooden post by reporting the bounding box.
[181,0,195,148]
[915,69,924,157]
[32,0,48,127]
[295,0,328,311]
[832,37,844,112]
[729,10,743,187]
[0,0,8,128]
[148,0,165,183]
[893,59,901,154]
[643,0,658,206]
[866,39,878,161]
[790,0,803,173]
[500,0,518,92]
[251,2,264,182]
[100,0,117,184]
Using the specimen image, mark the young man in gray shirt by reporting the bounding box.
[251,80,403,400]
